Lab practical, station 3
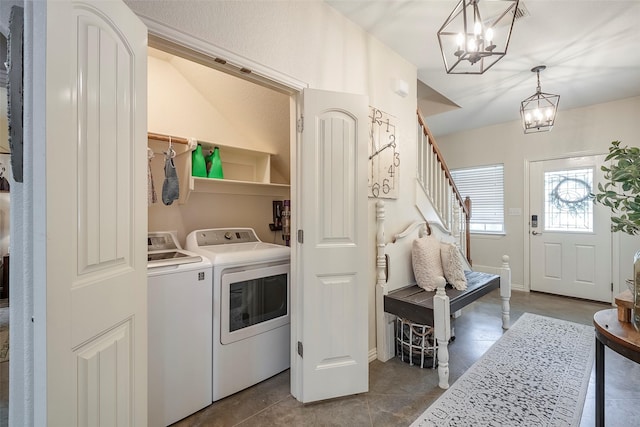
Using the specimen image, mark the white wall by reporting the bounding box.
[437,96,640,295]
[4,1,43,425]
[125,0,420,354]
[147,56,256,148]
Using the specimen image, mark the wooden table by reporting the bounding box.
[593,309,640,427]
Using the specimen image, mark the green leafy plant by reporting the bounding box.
[592,140,640,235]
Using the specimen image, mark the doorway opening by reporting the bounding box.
[145,34,301,413]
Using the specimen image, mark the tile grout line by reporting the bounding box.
[232,395,289,427]
[365,395,373,426]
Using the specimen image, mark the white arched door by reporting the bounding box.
[27,1,148,425]
[292,89,369,403]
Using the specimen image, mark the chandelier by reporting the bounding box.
[520,65,560,134]
[437,0,520,74]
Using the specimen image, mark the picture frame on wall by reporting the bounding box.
[0,154,10,192]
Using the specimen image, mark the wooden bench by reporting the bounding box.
[384,269,510,389]
[374,201,511,389]
[384,270,501,327]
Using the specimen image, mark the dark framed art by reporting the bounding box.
[7,6,23,183]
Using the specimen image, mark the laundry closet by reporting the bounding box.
[146,43,294,426]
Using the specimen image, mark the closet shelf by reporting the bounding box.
[190,177,290,198]
[148,132,190,145]
[148,132,290,203]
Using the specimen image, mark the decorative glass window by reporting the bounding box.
[451,164,504,234]
[544,168,593,232]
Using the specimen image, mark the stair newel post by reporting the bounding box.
[433,276,450,389]
[464,196,472,265]
[375,201,394,361]
[499,255,512,330]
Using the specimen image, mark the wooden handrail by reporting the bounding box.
[417,109,469,219]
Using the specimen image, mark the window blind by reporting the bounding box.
[451,164,504,233]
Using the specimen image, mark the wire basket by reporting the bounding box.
[395,317,438,369]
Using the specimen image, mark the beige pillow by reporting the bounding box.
[440,242,467,290]
[412,236,444,291]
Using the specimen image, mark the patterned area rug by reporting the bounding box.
[411,313,594,427]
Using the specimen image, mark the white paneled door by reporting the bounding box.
[529,156,612,302]
[293,89,369,403]
[45,1,147,425]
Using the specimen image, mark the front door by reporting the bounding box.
[292,88,369,403]
[529,155,612,302]
[43,1,148,424]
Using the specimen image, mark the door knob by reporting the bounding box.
[532,230,542,236]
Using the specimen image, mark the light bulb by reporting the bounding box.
[468,38,477,52]
[546,108,554,120]
[485,28,493,44]
[474,21,482,36]
[525,113,532,124]
[456,33,465,50]
[534,109,543,121]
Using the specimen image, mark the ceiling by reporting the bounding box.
[326,0,640,137]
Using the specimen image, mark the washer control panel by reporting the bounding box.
[148,232,180,251]
[194,228,259,246]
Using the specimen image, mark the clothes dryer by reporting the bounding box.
[185,228,290,401]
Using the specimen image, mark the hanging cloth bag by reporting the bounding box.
[162,146,179,205]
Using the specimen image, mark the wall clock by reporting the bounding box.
[368,107,399,199]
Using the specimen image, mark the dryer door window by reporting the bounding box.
[221,262,290,345]
[229,273,287,332]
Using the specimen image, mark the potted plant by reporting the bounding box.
[593,140,640,328]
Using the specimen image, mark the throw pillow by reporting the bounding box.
[440,242,467,290]
[412,235,444,291]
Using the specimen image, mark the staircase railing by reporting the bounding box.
[416,110,471,265]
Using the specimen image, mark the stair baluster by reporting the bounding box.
[416,110,471,265]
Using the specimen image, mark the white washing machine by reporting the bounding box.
[185,228,291,402]
[147,232,213,427]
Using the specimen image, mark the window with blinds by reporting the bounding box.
[451,164,505,234]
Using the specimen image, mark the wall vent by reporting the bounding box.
[491,1,530,27]
[514,1,530,21]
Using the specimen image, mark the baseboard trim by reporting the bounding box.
[368,347,377,362]
[472,263,524,291]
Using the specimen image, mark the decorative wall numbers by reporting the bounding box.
[368,107,399,199]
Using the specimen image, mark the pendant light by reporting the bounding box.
[520,65,560,134]
[437,0,520,74]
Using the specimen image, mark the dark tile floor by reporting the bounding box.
[172,289,640,427]
[1,292,638,426]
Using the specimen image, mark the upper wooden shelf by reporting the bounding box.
[148,132,290,203]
